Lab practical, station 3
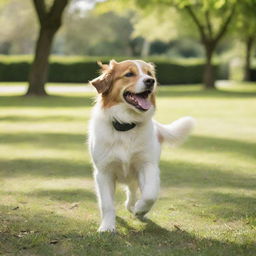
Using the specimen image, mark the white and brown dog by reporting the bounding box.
[88,59,195,232]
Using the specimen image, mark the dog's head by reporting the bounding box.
[90,60,157,113]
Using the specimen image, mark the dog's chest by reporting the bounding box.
[89,111,157,182]
[101,133,146,181]
[107,133,143,163]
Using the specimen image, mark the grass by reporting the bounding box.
[0,82,256,256]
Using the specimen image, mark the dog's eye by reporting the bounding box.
[147,71,152,76]
[124,72,135,77]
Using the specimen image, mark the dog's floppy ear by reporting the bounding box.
[90,60,117,94]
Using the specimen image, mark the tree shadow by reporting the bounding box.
[184,135,256,159]
[203,192,256,223]
[0,132,87,150]
[159,134,256,190]
[160,160,256,190]
[0,95,94,108]
[27,188,96,203]
[0,158,92,178]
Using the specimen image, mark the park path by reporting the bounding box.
[0,84,95,94]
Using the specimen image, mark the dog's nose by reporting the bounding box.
[144,78,155,89]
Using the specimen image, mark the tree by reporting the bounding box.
[26,0,69,96]
[184,2,236,88]
[235,0,256,81]
[0,0,37,54]
[131,7,200,57]
[132,0,237,89]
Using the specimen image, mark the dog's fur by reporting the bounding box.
[88,59,195,232]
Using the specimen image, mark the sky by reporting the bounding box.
[70,0,106,12]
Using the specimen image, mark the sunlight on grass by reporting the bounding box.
[0,83,256,255]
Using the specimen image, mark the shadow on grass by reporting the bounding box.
[2,133,255,159]
[157,86,256,98]
[0,95,94,108]
[0,133,87,150]
[1,132,255,188]
[160,134,256,189]
[1,205,254,256]
[28,188,96,203]
[160,160,256,190]
[1,155,255,190]
[116,217,254,255]
[204,192,256,223]
[0,158,92,178]
[185,135,256,159]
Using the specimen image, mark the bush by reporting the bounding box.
[0,55,228,84]
[249,69,256,81]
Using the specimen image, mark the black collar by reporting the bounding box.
[112,119,136,132]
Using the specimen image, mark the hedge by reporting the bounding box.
[0,55,228,85]
[249,69,256,81]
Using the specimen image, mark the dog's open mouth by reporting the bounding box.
[123,90,152,111]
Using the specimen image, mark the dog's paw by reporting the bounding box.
[134,211,148,222]
[98,224,116,233]
[133,199,153,218]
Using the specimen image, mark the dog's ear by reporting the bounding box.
[90,73,112,94]
[90,60,117,94]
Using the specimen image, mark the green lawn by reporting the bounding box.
[0,83,256,256]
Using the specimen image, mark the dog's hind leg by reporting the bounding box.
[125,182,138,213]
[134,164,160,218]
[94,170,116,232]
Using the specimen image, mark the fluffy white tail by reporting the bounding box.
[154,116,195,146]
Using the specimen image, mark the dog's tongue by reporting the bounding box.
[135,95,152,110]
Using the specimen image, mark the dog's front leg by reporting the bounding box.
[134,164,160,218]
[94,170,116,232]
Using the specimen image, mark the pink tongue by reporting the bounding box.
[135,96,152,110]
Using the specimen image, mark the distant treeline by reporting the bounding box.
[0,55,233,85]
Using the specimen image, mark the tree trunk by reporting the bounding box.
[203,45,216,89]
[26,0,69,96]
[141,39,151,57]
[26,27,56,96]
[244,36,254,81]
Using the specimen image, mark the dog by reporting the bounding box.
[88,59,195,232]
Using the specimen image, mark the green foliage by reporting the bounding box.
[132,8,182,42]
[0,55,228,84]
[0,0,37,54]
[61,11,136,56]
[235,0,256,39]
[167,39,204,58]
[133,0,237,41]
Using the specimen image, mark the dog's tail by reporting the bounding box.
[154,116,195,146]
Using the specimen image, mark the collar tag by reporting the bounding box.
[112,119,136,132]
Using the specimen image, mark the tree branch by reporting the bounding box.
[33,0,47,25]
[205,10,213,39]
[214,5,236,44]
[46,0,69,29]
[185,5,206,40]
[49,0,69,18]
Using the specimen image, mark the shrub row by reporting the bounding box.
[249,69,256,81]
[0,55,228,84]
